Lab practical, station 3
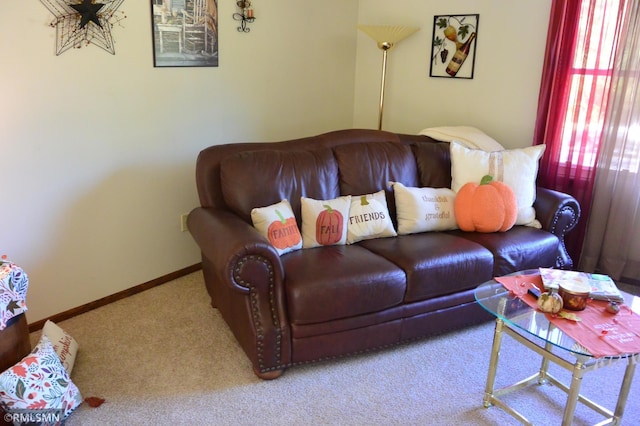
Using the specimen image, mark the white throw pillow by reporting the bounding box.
[346,190,397,244]
[301,195,351,248]
[390,182,458,235]
[450,141,545,227]
[251,199,303,256]
[42,320,79,374]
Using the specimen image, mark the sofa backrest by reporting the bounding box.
[195,129,452,225]
[221,147,339,224]
[410,142,453,188]
[332,142,419,222]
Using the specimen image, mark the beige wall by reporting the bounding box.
[354,0,552,148]
[0,1,358,323]
[1,0,550,324]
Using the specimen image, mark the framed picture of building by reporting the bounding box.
[150,0,218,67]
[430,14,479,79]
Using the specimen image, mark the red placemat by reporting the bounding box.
[496,273,640,358]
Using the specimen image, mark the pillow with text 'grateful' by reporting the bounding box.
[390,182,458,235]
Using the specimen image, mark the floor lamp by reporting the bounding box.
[358,25,419,130]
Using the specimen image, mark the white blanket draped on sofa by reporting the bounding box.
[418,126,505,151]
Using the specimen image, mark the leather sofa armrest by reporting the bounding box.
[534,187,581,269]
[187,207,289,378]
[187,207,284,294]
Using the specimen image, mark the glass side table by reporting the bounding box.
[474,270,640,426]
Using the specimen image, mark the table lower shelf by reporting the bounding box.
[483,318,637,426]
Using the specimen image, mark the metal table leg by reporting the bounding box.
[562,359,585,426]
[483,318,504,408]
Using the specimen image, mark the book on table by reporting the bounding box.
[538,268,624,302]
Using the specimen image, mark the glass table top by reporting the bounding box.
[474,269,640,358]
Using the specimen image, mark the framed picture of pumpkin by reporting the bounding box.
[429,14,479,79]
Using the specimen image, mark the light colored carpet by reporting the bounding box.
[32,272,639,425]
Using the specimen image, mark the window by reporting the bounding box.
[557,0,627,173]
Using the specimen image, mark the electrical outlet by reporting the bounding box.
[180,213,189,232]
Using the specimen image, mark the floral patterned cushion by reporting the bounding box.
[0,259,29,330]
[0,335,82,421]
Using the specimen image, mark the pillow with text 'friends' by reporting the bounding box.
[347,190,397,244]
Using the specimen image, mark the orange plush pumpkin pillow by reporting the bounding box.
[454,175,517,233]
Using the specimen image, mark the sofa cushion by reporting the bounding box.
[333,142,419,222]
[334,142,419,195]
[282,245,406,325]
[220,148,339,223]
[359,233,494,303]
[452,227,560,276]
[411,142,452,188]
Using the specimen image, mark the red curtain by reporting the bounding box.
[533,0,625,264]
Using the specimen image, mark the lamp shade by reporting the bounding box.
[358,24,419,130]
[357,25,420,48]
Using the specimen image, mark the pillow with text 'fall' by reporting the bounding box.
[450,141,545,227]
[42,320,79,374]
[0,335,83,422]
[301,195,351,249]
[347,190,397,244]
[390,182,458,235]
[251,199,303,256]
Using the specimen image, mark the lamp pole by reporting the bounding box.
[357,25,419,130]
[377,41,393,131]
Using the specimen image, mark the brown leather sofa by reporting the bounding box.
[188,129,580,379]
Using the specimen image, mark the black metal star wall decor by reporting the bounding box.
[71,0,105,29]
[40,0,126,55]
